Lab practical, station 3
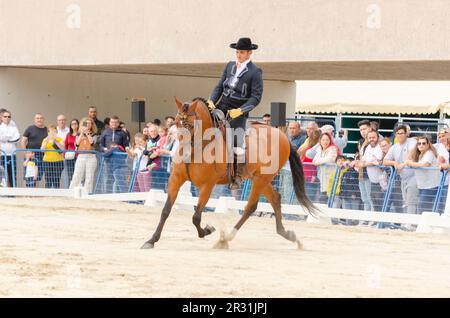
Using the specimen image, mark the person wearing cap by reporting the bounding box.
[208,37,263,189]
[305,125,346,159]
[320,124,348,154]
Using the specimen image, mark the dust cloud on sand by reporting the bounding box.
[1,197,449,297]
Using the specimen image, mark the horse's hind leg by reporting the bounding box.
[192,184,216,238]
[261,183,303,249]
[214,177,263,249]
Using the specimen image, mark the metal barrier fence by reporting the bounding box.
[325,165,448,227]
[385,167,447,214]
[239,162,333,206]
[4,149,450,219]
[0,150,8,187]
[94,151,137,194]
[11,149,99,191]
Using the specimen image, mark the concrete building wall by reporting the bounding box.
[2,0,450,66]
[0,67,295,135]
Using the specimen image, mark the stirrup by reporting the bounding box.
[229,178,242,190]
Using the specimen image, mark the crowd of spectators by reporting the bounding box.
[0,106,176,194]
[280,117,449,222]
[1,106,449,218]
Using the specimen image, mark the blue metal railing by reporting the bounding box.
[3,148,450,217]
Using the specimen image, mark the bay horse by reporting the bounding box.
[141,97,316,249]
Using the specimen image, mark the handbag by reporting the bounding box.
[65,151,76,160]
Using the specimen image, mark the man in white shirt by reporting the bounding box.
[56,114,69,140]
[0,108,17,127]
[0,110,20,187]
[434,128,449,165]
[361,130,384,211]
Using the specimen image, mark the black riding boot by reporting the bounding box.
[230,162,245,190]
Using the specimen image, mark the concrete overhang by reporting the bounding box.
[5,60,450,81]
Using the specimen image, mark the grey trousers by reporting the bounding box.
[401,177,419,214]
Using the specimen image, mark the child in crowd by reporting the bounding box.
[144,124,162,170]
[23,151,38,188]
[127,133,153,192]
[327,155,346,207]
[157,126,169,150]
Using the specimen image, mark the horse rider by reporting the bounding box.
[208,37,263,189]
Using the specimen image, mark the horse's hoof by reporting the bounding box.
[296,240,303,250]
[213,230,229,249]
[204,225,216,236]
[286,230,297,242]
[141,241,154,249]
[213,239,229,250]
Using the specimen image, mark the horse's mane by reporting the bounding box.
[192,97,209,107]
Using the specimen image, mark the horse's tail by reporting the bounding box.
[288,145,319,217]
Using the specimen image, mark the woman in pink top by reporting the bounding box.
[157,126,169,149]
[64,119,79,184]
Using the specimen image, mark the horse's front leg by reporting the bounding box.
[141,174,186,249]
[193,183,216,238]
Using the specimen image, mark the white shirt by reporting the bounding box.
[57,126,69,140]
[0,122,20,155]
[132,147,149,171]
[24,160,37,178]
[433,142,449,186]
[414,150,441,189]
[362,143,383,184]
[229,59,251,88]
[433,142,449,164]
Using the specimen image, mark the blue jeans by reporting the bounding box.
[0,155,16,187]
[342,197,360,210]
[64,158,77,188]
[359,179,374,211]
[25,177,36,188]
[112,167,129,193]
[418,187,439,213]
[43,160,64,189]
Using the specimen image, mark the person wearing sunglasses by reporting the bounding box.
[0,109,20,187]
[383,125,419,215]
[405,136,441,214]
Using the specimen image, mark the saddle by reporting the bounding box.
[209,109,268,185]
[209,109,235,184]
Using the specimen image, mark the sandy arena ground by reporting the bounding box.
[0,196,449,297]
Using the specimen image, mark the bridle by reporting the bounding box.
[177,102,198,130]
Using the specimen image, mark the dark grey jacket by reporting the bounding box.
[210,61,263,114]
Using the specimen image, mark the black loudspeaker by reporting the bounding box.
[270,102,286,127]
[131,100,145,122]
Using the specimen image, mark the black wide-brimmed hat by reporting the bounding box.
[230,37,258,50]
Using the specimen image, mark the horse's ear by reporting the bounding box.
[190,99,198,109]
[175,97,183,111]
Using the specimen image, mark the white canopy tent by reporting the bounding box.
[296,81,450,116]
